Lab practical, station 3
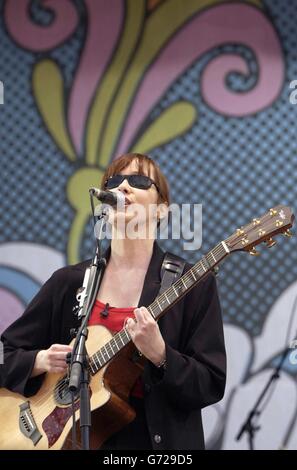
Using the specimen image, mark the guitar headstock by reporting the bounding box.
[225,205,295,255]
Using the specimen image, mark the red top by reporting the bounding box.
[89,299,144,398]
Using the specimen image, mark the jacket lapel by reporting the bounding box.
[137,241,165,308]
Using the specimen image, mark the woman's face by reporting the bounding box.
[108,159,160,238]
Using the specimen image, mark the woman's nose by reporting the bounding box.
[117,178,131,193]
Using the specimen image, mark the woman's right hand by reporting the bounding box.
[31,344,73,377]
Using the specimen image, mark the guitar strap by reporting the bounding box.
[159,252,186,294]
[130,252,186,364]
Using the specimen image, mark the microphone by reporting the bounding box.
[89,188,125,207]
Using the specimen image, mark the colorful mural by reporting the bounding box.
[1,0,297,449]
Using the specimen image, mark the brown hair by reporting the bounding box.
[101,153,170,205]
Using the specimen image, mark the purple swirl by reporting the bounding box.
[68,0,124,154]
[4,0,78,51]
[0,288,24,334]
[116,3,284,154]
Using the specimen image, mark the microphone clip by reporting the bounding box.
[101,303,110,318]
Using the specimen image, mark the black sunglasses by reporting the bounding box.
[105,174,159,192]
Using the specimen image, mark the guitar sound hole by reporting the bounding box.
[54,377,79,406]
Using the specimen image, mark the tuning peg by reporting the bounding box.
[241,237,249,246]
[265,238,277,248]
[237,228,245,236]
[249,247,260,256]
[269,208,277,216]
[283,229,293,237]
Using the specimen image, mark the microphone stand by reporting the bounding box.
[68,204,108,450]
[236,346,290,449]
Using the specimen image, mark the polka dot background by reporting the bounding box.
[0,0,297,339]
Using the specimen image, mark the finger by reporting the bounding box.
[134,308,146,325]
[140,306,155,324]
[48,357,69,368]
[139,306,152,322]
[51,344,72,352]
[50,352,71,361]
[125,318,137,337]
[133,308,140,318]
[136,306,151,321]
[140,307,153,320]
[51,366,67,374]
[52,360,68,367]
[125,317,136,330]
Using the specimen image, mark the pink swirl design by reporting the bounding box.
[68,0,124,154]
[4,0,79,51]
[116,3,284,155]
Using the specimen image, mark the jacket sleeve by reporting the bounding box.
[0,273,56,397]
[148,272,226,411]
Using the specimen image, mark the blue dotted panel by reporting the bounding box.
[0,0,297,338]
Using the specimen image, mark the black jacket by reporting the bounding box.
[0,242,226,450]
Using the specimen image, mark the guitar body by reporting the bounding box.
[0,325,144,450]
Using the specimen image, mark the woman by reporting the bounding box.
[0,153,226,450]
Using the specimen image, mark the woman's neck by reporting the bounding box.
[109,238,155,269]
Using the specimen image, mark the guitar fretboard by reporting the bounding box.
[89,241,229,375]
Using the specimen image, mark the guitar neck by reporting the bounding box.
[88,241,230,376]
[148,241,229,321]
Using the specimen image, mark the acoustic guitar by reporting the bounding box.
[0,205,294,449]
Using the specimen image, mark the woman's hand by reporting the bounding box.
[31,344,72,377]
[125,307,166,366]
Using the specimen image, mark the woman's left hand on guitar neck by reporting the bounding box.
[125,306,166,367]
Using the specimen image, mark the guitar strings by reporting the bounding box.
[5,214,284,446]
[22,208,293,440]
[16,243,227,424]
[28,242,226,411]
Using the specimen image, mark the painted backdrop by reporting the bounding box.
[1,0,297,449]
